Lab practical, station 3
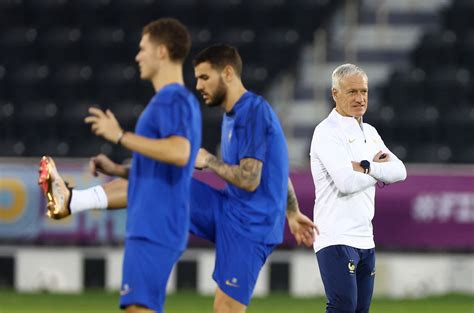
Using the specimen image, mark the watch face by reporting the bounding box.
[360,160,370,169]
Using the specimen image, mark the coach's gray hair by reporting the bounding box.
[332,63,368,90]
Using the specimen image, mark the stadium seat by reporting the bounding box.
[9,63,51,101]
[383,68,426,108]
[459,31,474,72]
[26,0,71,27]
[50,63,95,101]
[108,100,144,131]
[0,139,26,157]
[37,27,82,63]
[411,31,458,72]
[412,143,453,163]
[107,0,158,28]
[452,145,474,164]
[0,0,27,27]
[16,99,58,129]
[423,66,470,108]
[29,138,71,157]
[0,65,7,99]
[189,27,213,54]
[57,100,98,139]
[442,0,474,37]
[67,137,116,158]
[0,27,39,63]
[81,27,131,64]
[0,100,16,140]
[94,64,142,102]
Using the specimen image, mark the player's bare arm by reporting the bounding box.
[286,178,318,247]
[90,154,130,179]
[196,148,262,192]
[286,178,299,215]
[85,107,191,167]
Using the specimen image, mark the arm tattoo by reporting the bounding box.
[207,155,262,191]
[286,178,299,214]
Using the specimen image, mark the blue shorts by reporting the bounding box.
[190,178,276,305]
[316,245,376,313]
[120,237,183,312]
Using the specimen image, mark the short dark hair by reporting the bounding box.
[142,18,191,63]
[193,44,243,77]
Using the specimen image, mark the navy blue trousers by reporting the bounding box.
[316,245,376,313]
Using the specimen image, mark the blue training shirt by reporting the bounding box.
[126,83,201,251]
[221,91,289,244]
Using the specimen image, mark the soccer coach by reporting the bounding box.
[309,63,407,313]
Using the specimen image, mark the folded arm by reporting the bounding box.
[313,131,377,195]
[369,146,407,184]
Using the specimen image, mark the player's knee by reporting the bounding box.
[213,292,246,313]
[214,303,246,313]
[213,296,232,313]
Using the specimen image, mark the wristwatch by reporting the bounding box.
[360,160,370,174]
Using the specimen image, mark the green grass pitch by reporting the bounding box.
[0,290,472,313]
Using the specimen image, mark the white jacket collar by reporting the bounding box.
[329,108,363,129]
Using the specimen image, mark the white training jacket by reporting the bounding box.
[310,109,407,253]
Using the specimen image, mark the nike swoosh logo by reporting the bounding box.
[120,284,132,296]
[349,138,356,143]
[225,280,239,288]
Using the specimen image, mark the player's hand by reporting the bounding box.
[373,150,390,163]
[287,211,318,247]
[85,107,124,144]
[194,148,212,169]
[89,154,120,177]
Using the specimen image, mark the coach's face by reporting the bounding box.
[333,74,368,121]
[194,62,227,108]
[135,34,160,81]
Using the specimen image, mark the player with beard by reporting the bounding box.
[39,44,315,313]
[188,44,316,312]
